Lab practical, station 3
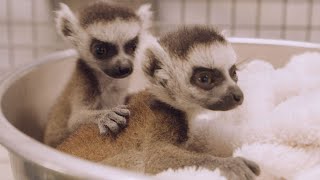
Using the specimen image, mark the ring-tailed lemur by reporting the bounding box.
[43,1,153,147]
[57,26,259,180]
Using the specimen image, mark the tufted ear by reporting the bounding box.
[221,29,231,38]
[55,3,81,44]
[136,3,153,30]
[142,42,170,86]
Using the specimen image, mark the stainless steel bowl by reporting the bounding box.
[0,38,319,180]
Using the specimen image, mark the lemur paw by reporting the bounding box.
[219,157,260,180]
[97,105,130,135]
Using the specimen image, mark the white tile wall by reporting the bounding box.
[234,28,256,38]
[157,0,182,25]
[260,29,282,39]
[36,25,58,46]
[156,0,320,43]
[0,0,6,21]
[12,25,33,45]
[311,30,320,42]
[13,48,34,66]
[210,0,232,25]
[185,0,207,24]
[34,0,52,23]
[0,25,8,44]
[286,30,307,41]
[11,0,32,22]
[0,49,9,69]
[312,1,320,26]
[0,0,58,70]
[286,1,308,26]
[235,1,257,26]
[260,1,283,26]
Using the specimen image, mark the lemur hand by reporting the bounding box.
[97,105,130,135]
[218,157,260,180]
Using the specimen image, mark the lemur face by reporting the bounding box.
[143,26,243,111]
[84,20,141,78]
[187,44,243,111]
[56,2,152,78]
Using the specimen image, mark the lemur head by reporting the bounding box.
[142,26,243,112]
[56,1,152,78]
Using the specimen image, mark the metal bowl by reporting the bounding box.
[0,38,319,180]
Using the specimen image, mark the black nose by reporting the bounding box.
[232,91,243,104]
[118,66,132,75]
[233,93,242,102]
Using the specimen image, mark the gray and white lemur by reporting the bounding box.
[57,26,260,180]
[43,1,153,147]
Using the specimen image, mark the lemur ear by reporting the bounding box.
[55,3,80,43]
[143,49,162,78]
[136,4,153,30]
[221,29,230,38]
[142,42,170,85]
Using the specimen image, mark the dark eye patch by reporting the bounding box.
[124,36,139,56]
[90,38,118,60]
[190,67,225,90]
[229,65,238,82]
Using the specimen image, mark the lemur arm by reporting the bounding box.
[67,107,129,134]
[66,76,130,135]
[144,142,260,179]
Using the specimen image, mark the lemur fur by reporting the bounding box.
[57,26,260,180]
[43,1,153,147]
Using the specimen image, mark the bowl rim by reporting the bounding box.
[0,38,319,179]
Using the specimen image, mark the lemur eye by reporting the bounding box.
[229,65,238,82]
[90,39,118,60]
[191,68,225,90]
[95,45,106,56]
[198,73,211,84]
[124,36,139,55]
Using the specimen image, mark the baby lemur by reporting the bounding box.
[43,1,152,147]
[57,26,260,180]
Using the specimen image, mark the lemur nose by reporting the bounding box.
[232,91,244,104]
[118,65,132,75]
[233,93,242,102]
[229,86,244,104]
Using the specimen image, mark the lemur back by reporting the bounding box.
[56,90,188,170]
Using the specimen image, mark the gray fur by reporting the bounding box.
[79,1,139,28]
[160,26,227,59]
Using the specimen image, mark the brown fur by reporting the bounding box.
[44,59,101,147]
[79,1,139,28]
[160,26,226,59]
[57,91,153,162]
[57,90,260,177]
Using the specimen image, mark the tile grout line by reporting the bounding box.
[206,0,211,25]
[31,0,38,59]
[306,0,313,41]
[231,0,237,36]
[280,0,288,39]
[255,0,262,38]
[6,0,14,68]
[180,0,186,25]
